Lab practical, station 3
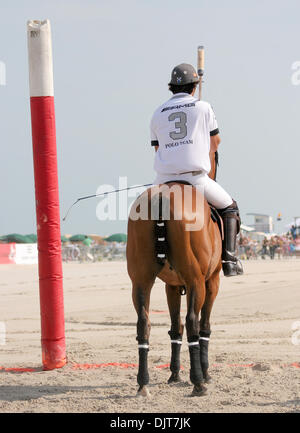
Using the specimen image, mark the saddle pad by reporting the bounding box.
[210,205,224,240]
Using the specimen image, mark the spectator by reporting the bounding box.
[236,233,296,260]
[261,237,269,259]
[291,225,297,240]
[269,237,277,260]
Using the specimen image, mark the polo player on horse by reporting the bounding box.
[150,63,243,277]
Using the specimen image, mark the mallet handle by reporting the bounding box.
[197,45,205,100]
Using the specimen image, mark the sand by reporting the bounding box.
[0,259,299,413]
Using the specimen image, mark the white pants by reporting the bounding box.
[154,172,233,209]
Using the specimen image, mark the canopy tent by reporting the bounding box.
[0,234,34,244]
[104,233,127,243]
[26,233,38,243]
[69,234,90,242]
[0,232,127,244]
[0,233,70,244]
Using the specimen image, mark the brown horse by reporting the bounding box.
[126,152,221,397]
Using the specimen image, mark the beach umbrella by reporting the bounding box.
[104,233,127,243]
[0,233,32,243]
[69,234,88,242]
[26,233,38,243]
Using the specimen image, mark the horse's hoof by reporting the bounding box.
[191,384,207,397]
[137,386,151,398]
[168,373,181,384]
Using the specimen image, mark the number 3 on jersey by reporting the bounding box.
[168,111,187,140]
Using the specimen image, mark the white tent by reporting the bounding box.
[240,224,255,232]
[286,218,300,229]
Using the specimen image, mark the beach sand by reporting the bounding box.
[0,259,299,413]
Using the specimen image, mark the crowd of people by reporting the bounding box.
[238,231,298,260]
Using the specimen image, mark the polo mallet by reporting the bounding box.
[197,45,205,100]
[62,183,153,222]
[198,45,219,179]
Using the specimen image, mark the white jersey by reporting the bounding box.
[150,92,219,175]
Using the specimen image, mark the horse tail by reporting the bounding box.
[154,191,168,266]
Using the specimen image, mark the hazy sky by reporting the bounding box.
[0,0,299,237]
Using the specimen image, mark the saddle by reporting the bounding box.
[209,204,224,240]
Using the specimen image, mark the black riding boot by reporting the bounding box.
[219,201,244,277]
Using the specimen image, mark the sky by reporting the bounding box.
[0,0,299,237]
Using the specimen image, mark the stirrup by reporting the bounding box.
[222,259,243,277]
[236,259,244,275]
[222,261,237,277]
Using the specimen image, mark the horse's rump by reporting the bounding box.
[127,183,221,285]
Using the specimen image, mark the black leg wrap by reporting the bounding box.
[170,342,181,374]
[199,330,211,338]
[168,331,182,374]
[188,344,203,386]
[137,348,149,387]
[199,330,211,373]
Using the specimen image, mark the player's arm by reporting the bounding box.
[208,103,220,154]
[210,132,220,153]
[150,115,159,152]
[150,114,159,152]
[151,141,159,152]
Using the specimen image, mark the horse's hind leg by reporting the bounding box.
[132,281,154,397]
[199,269,220,383]
[165,284,184,383]
[185,279,207,396]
